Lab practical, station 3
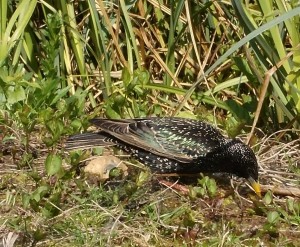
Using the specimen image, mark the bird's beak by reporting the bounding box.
[248,177,261,197]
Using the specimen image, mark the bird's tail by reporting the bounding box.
[65,133,115,150]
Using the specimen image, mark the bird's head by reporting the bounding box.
[222,139,261,196]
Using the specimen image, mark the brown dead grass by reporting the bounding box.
[0,130,300,246]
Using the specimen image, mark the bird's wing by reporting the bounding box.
[90,118,227,163]
[65,133,115,150]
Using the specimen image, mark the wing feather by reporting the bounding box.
[65,133,115,150]
[90,118,227,163]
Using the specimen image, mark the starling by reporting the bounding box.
[66,117,261,196]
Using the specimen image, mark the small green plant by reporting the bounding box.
[263,211,280,238]
[1,1,300,246]
[189,175,217,199]
[105,67,152,119]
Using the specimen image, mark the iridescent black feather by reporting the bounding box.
[66,117,259,184]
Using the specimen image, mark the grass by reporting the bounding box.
[0,128,299,246]
[1,0,300,246]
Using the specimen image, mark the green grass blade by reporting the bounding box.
[174,5,300,115]
[0,0,37,66]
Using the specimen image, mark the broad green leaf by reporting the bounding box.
[6,85,25,104]
[267,211,280,224]
[32,185,50,202]
[70,119,82,131]
[45,154,62,176]
[263,191,273,205]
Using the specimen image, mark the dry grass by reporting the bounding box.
[1,129,299,246]
[258,130,300,194]
[1,1,300,246]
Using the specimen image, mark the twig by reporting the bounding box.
[247,44,300,144]
[260,184,300,197]
[158,179,190,194]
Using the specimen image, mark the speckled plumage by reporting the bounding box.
[66,118,259,185]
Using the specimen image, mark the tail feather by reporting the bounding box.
[65,132,115,150]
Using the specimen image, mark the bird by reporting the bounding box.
[66,117,261,196]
